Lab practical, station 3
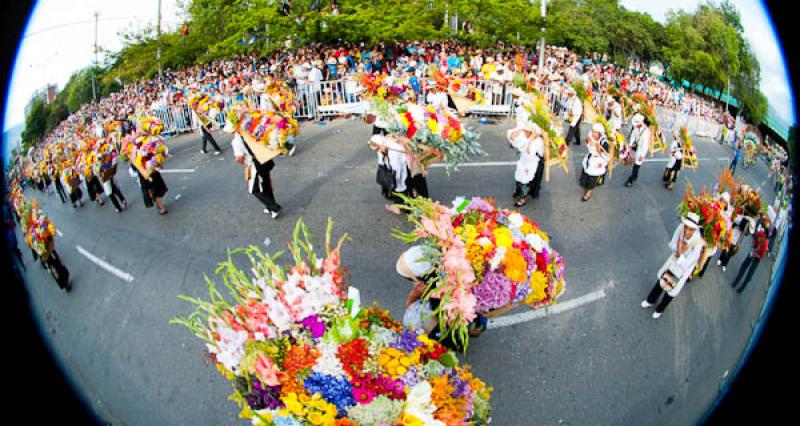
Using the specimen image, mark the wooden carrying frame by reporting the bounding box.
[648,125,666,157]
[448,89,476,117]
[239,130,283,164]
[543,133,569,182]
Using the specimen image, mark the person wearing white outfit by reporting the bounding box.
[231,132,281,218]
[564,87,583,146]
[508,121,545,207]
[641,212,706,319]
[663,130,683,190]
[368,134,411,215]
[579,122,611,201]
[625,113,650,187]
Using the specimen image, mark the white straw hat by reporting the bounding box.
[396,246,434,279]
[683,212,701,229]
[632,113,645,126]
[592,122,605,134]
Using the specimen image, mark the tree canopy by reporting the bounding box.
[22,0,775,146]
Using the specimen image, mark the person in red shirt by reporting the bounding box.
[731,223,770,294]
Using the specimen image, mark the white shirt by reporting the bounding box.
[568,96,583,126]
[231,133,258,193]
[657,224,706,297]
[509,129,543,184]
[427,92,448,111]
[582,136,610,176]
[308,67,324,91]
[666,140,683,168]
[629,125,650,165]
[370,135,408,192]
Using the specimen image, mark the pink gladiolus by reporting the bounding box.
[254,354,282,386]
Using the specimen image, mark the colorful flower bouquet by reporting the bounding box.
[525,94,569,164]
[393,196,566,350]
[95,139,119,181]
[228,107,300,155]
[678,184,733,250]
[129,134,168,172]
[265,81,297,114]
[139,116,164,135]
[390,103,483,172]
[21,201,56,257]
[172,219,492,425]
[735,188,763,217]
[189,93,222,127]
[448,78,485,105]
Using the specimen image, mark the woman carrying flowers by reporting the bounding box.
[641,212,706,319]
[579,122,611,201]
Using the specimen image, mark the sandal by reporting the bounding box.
[159,209,168,215]
[581,195,590,202]
[513,199,527,207]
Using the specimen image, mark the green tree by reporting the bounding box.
[21,97,47,148]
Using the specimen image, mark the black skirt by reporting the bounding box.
[148,171,168,199]
[580,170,601,190]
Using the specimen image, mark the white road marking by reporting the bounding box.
[430,161,516,168]
[160,168,196,173]
[75,245,135,283]
[175,194,182,200]
[487,289,606,329]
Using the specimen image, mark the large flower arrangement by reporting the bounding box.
[393,196,566,350]
[391,103,484,172]
[594,115,626,161]
[189,93,223,127]
[228,108,300,154]
[449,78,485,105]
[139,116,164,136]
[265,81,297,114]
[357,73,411,105]
[19,199,56,257]
[678,184,733,250]
[525,94,569,163]
[129,134,168,172]
[172,219,492,425]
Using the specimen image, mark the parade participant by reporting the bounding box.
[731,223,769,294]
[134,166,169,215]
[695,192,732,278]
[53,166,67,204]
[717,214,754,272]
[98,157,128,213]
[625,113,650,187]
[730,142,741,175]
[397,246,487,351]
[230,132,281,219]
[663,130,683,190]
[580,122,611,201]
[62,166,84,208]
[509,121,545,207]
[565,87,583,146]
[368,133,409,215]
[84,169,106,206]
[641,212,706,319]
[608,94,623,138]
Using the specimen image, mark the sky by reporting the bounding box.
[3,0,796,132]
[3,0,184,131]
[620,0,796,127]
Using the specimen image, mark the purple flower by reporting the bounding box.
[473,270,512,312]
[467,197,494,214]
[300,314,326,339]
[390,329,423,352]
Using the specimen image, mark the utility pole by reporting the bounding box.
[92,11,99,100]
[157,0,163,79]
[537,0,547,75]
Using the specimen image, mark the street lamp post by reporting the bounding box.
[537,0,547,75]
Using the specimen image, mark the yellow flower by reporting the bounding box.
[493,227,513,249]
[401,413,425,426]
[501,248,527,283]
[525,271,548,304]
[519,222,533,235]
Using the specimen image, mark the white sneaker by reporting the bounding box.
[716,259,722,266]
[201,150,207,154]
[288,146,296,157]
[652,312,662,319]
[214,151,222,155]
[722,266,726,272]
[271,210,280,219]
[263,209,271,215]
[641,300,653,308]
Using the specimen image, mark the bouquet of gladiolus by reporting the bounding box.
[228,108,300,154]
[172,219,492,426]
[678,184,733,250]
[139,116,164,135]
[525,94,569,162]
[129,134,168,171]
[189,93,222,127]
[680,127,697,166]
[393,196,566,351]
[391,103,483,172]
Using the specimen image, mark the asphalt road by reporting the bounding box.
[18,116,780,425]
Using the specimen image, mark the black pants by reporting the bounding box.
[646,281,674,313]
[732,255,760,292]
[201,127,221,152]
[54,179,67,203]
[718,245,739,267]
[627,164,641,184]
[107,179,127,210]
[529,158,545,198]
[254,162,281,212]
[566,121,582,145]
[410,174,428,198]
[730,160,738,175]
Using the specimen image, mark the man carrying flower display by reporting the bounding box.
[625,113,650,187]
[231,132,281,219]
[663,130,683,190]
[641,212,706,319]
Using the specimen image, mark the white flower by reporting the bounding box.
[451,196,466,211]
[525,233,546,252]
[508,212,524,229]
[312,342,346,377]
[404,382,445,426]
[213,326,249,372]
[489,247,507,271]
[477,237,492,248]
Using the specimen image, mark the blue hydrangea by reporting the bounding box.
[303,372,356,415]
